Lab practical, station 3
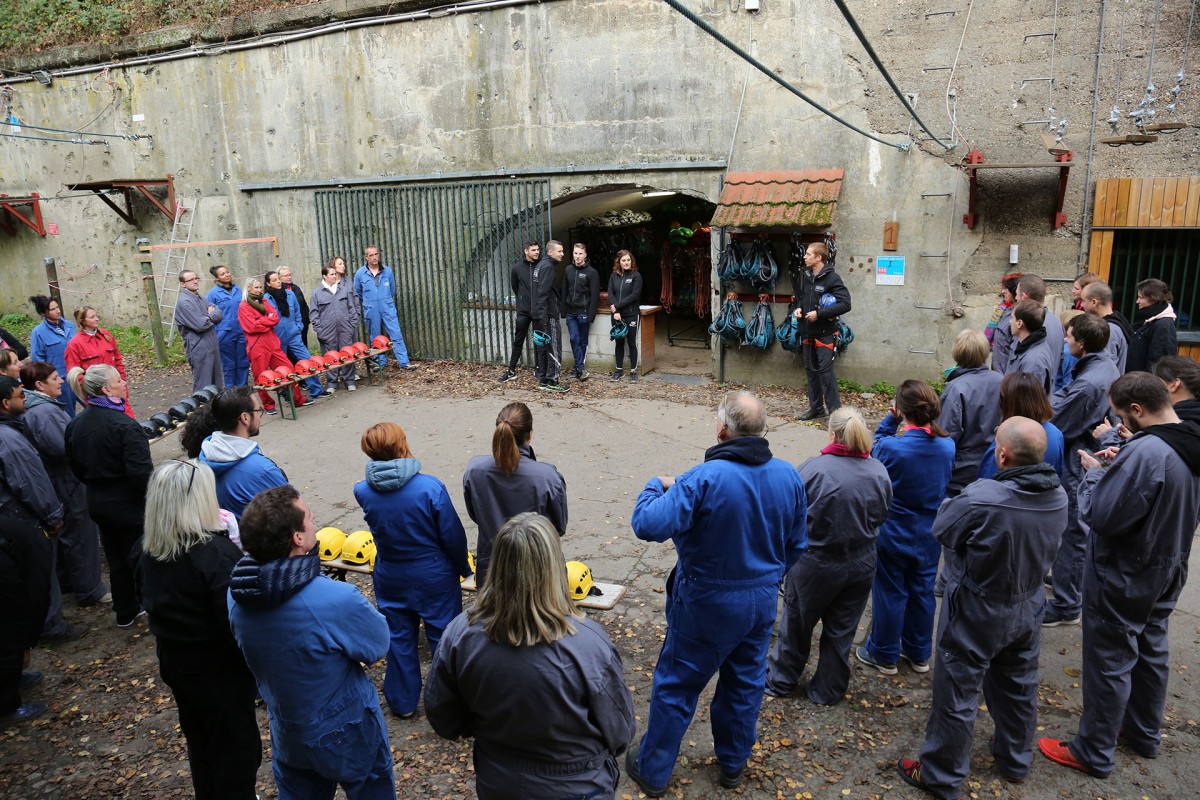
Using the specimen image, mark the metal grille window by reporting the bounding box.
[314,180,551,363]
[1109,229,1199,343]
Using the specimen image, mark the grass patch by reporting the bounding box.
[0,312,186,368]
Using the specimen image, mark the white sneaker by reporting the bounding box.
[347,384,357,392]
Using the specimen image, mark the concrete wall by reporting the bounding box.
[0,0,1194,386]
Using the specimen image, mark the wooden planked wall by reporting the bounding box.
[1087,176,1200,280]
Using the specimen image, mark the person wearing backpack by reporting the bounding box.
[788,242,851,420]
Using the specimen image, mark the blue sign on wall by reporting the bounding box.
[876,256,905,286]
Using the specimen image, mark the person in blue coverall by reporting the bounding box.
[264,271,323,398]
[229,484,395,800]
[625,391,807,797]
[28,295,79,417]
[206,265,249,387]
[354,245,412,369]
[353,421,473,719]
[976,371,1065,481]
[857,380,955,675]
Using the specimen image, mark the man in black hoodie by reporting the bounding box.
[1040,372,1200,778]
[499,241,549,384]
[562,243,600,380]
[789,242,851,420]
[1079,281,1132,373]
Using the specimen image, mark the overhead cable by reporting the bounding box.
[0,131,106,145]
[659,0,911,151]
[828,0,950,148]
[5,118,152,141]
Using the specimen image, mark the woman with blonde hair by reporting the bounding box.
[64,364,152,628]
[64,306,134,418]
[354,421,472,719]
[765,407,893,704]
[425,512,635,800]
[857,380,955,676]
[136,459,261,800]
[939,329,1003,495]
[463,402,567,585]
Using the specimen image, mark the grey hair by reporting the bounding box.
[68,364,120,399]
[718,390,768,438]
[142,459,223,561]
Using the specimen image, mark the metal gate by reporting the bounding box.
[313,180,551,363]
[1110,229,1199,338]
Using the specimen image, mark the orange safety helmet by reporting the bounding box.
[371,335,391,350]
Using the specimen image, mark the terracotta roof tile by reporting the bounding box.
[710,169,844,229]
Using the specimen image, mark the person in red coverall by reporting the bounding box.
[238,279,305,414]
[64,306,135,420]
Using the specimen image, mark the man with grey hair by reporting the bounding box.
[174,270,225,392]
[626,391,807,797]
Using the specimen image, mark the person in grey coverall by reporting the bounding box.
[425,512,635,800]
[1044,313,1119,626]
[174,271,225,393]
[898,417,1067,799]
[1040,372,1200,778]
[765,406,891,705]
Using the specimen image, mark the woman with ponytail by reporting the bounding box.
[765,407,893,704]
[857,380,955,676]
[463,402,567,585]
[64,306,135,419]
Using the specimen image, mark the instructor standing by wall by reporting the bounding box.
[174,271,225,392]
[790,242,850,421]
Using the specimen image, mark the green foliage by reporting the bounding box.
[0,313,37,344]
[112,323,187,367]
[0,0,251,55]
[928,377,947,395]
[837,378,867,394]
[868,381,896,398]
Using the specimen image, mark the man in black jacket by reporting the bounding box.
[499,241,543,383]
[534,241,568,392]
[562,243,600,381]
[790,242,851,420]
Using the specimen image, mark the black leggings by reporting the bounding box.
[615,318,639,369]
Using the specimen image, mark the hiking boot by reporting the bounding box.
[610,369,624,382]
[896,758,945,797]
[624,745,666,798]
[628,369,639,383]
[1042,607,1081,627]
[498,369,517,383]
[718,763,745,789]
[578,369,590,381]
[855,646,898,676]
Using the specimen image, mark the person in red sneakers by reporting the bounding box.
[1040,372,1200,777]
[898,417,1066,798]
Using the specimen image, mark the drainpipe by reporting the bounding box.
[1077,0,1109,273]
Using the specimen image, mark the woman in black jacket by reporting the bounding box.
[1126,278,1178,372]
[136,459,261,800]
[607,250,643,382]
[64,364,153,628]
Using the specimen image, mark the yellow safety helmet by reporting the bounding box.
[565,560,599,601]
[341,530,377,568]
[461,551,476,583]
[316,527,346,561]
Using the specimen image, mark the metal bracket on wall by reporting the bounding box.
[921,193,952,198]
[959,148,1073,230]
[65,174,178,225]
[0,192,46,236]
[924,9,956,18]
[920,252,948,258]
[908,346,938,354]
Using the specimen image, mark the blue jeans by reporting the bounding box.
[565,314,590,374]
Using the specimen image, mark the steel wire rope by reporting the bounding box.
[1130,0,1164,130]
[828,0,950,148]
[944,0,975,151]
[1108,0,1129,131]
[0,131,106,145]
[725,13,753,170]
[1168,0,1199,117]
[659,0,910,150]
[1046,0,1060,128]
[6,119,151,141]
